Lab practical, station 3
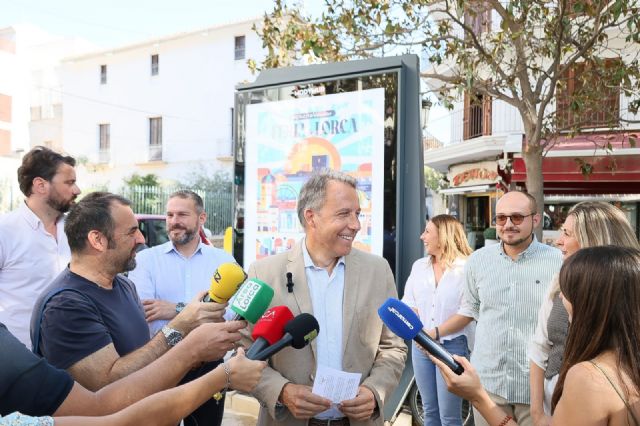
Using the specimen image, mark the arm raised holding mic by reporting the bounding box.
[166,291,229,335]
[132,260,246,333]
[378,298,464,375]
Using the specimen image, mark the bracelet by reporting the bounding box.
[498,415,513,426]
[435,327,440,341]
[213,361,232,401]
[222,361,232,392]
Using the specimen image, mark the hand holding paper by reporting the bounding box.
[311,365,362,419]
[280,384,331,419]
[339,386,377,421]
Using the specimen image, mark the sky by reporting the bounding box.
[0,0,274,48]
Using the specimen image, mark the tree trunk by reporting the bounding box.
[522,139,544,241]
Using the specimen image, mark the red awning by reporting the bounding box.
[512,155,640,195]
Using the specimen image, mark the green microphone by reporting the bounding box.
[230,278,275,323]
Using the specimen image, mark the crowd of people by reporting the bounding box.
[1,145,639,426]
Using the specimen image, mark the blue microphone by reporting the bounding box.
[378,298,464,375]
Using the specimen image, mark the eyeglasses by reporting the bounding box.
[494,213,535,226]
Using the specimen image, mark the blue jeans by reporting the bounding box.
[413,335,469,426]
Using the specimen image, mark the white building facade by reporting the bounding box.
[61,19,263,191]
[0,25,92,213]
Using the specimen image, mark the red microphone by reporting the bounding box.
[246,306,294,359]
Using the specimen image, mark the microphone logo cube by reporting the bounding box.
[230,278,274,323]
[234,280,260,312]
[388,307,414,330]
[304,329,318,343]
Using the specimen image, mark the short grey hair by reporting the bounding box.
[297,169,357,228]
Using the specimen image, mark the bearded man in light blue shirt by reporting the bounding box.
[130,190,235,335]
[128,189,236,426]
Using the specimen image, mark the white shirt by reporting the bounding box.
[529,274,560,369]
[402,256,470,341]
[302,239,345,372]
[0,202,70,346]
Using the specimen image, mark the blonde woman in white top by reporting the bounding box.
[402,214,474,426]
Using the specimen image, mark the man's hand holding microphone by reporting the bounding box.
[161,262,248,338]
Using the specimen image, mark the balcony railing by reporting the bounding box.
[98,149,110,164]
[149,144,162,161]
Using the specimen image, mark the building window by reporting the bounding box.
[149,117,162,161]
[100,65,107,84]
[556,59,620,129]
[30,106,41,121]
[0,93,12,122]
[0,129,10,155]
[234,35,246,60]
[463,92,492,140]
[99,124,110,163]
[230,107,234,142]
[151,54,159,76]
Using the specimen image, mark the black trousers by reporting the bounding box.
[180,359,225,426]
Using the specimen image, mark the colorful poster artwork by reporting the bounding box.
[244,88,385,267]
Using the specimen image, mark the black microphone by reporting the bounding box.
[286,272,294,293]
[250,313,319,361]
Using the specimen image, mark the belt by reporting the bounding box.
[308,418,350,426]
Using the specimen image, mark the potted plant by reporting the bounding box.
[483,227,498,246]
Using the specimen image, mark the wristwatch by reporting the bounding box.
[161,325,183,347]
[175,302,186,314]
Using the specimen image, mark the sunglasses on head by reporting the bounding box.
[493,213,535,226]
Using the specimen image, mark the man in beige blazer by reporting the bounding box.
[243,169,407,426]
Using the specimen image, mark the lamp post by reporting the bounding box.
[420,96,432,130]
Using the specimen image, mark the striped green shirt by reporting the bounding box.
[459,238,563,404]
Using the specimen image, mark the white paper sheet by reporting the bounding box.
[311,365,362,419]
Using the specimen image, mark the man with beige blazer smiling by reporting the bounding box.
[243,169,407,426]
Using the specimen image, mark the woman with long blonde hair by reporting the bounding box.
[529,201,639,425]
[402,214,474,426]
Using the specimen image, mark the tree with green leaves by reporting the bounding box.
[124,173,160,187]
[254,0,640,237]
[178,167,233,193]
[123,173,161,213]
[425,165,445,192]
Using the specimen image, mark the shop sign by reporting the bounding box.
[448,161,500,187]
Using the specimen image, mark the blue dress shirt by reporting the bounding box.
[301,240,346,372]
[128,241,236,335]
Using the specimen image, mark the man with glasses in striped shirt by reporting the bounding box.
[456,191,562,426]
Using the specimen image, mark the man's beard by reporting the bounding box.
[500,227,533,246]
[122,256,137,272]
[116,253,137,273]
[46,191,76,213]
[108,248,138,274]
[502,235,531,246]
[169,226,198,245]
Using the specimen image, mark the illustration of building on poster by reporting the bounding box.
[244,88,385,267]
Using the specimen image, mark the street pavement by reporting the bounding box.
[221,410,257,426]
